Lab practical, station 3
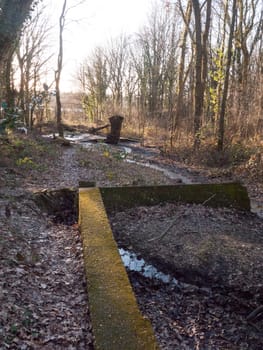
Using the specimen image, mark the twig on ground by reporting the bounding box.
[148,194,216,242]
[247,321,261,332]
[247,305,263,322]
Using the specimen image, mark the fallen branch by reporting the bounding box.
[247,320,261,332]
[148,194,216,242]
[88,124,109,134]
[247,305,263,322]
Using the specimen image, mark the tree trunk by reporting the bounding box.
[55,0,67,137]
[0,0,34,61]
[106,115,124,144]
[201,0,212,123]
[171,0,192,147]
[192,0,203,149]
[5,49,15,108]
[217,0,237,151]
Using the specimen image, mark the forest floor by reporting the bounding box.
[0,131,262,349]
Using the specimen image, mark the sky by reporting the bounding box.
[45,0,156,92]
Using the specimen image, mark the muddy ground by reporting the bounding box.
[110,203,263,290]
[0,133,263,349]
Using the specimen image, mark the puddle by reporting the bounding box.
[42,133,58,139]
[43,132,105,142]
[119,248,178,285]
[122,146,132,154]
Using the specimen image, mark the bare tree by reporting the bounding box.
[106,35,129,110]
[123,55,138,119]
[55,0,67,137]
[78,47,109,123]
[232,0,263,137]
[217,0,237,151]
[16,4,52,128]
[191,0,212,149]
[133,4,180,121]
[55,0,86,137]
[170,0,192,147]
[191,0,203,148]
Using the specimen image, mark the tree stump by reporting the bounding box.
[106,115,124,144]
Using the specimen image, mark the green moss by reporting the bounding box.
[79,188,158,350]
[100,183,250,213]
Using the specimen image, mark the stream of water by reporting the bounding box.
[126,158,192,184]
[65,132,193,184]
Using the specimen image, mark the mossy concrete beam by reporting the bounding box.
[79,187,158,350]
[100,182,250,213]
